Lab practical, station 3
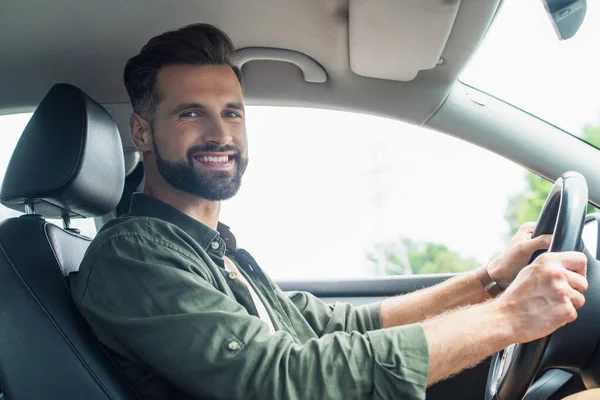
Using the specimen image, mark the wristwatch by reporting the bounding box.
[476,266,503,298]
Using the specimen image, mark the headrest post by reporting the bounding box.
[62,214,71,230]
[24,201,35,215]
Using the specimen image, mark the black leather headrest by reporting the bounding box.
[0,84,125,218]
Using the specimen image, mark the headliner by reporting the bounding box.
[1,0,501,127]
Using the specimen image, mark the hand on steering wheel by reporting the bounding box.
[485,171,589,400]
[485,222,552,290]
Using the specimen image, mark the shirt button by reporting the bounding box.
[211,241,220,250]
[228,341,240,351]
[229,271,238,280]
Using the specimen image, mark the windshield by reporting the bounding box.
[461,0,600,146]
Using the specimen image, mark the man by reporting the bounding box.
[70,23,588,399]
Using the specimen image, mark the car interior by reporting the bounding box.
[1,0,599,399]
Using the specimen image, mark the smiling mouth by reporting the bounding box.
[191,153,236,170]
[194,155,232,163]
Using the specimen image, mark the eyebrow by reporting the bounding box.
[170,102,245,116]
[227,102,245,111]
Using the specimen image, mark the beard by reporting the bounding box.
[153,139,248,201]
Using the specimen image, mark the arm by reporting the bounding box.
[282,249,588,389]
[285,224,551,334]
[382,223,552,328]
[424,301,512,385]
[381,269,487,328]
[286,272,495,333]
[423,251,588,385]
[286,291,383,335]
[71,235,429,400]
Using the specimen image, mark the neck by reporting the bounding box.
[143,182,221,230]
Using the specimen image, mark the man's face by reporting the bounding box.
[149,64,248,201]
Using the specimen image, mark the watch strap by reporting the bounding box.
[476,266,503,298]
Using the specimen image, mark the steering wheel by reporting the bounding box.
[484,171,589,400]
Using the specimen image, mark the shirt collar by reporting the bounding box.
[127,193,237,252]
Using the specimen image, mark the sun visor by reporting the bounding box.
[349,0,460,81]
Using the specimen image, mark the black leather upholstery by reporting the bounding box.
[0,84,138,399]
[0,217,138,399]
[0,83,125,218]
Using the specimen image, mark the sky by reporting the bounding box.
[0,0,599,280]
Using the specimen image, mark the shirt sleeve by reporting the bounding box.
[71,233,429,400]
[286,290,383,336]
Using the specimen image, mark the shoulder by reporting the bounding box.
[71,216,214,301]
[88,215,205,262]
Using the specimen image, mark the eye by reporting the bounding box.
[181,111,202,118]
[223,111,242,119]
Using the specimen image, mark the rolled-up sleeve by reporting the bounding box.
[71,234,429,400]
[287,291,383,335]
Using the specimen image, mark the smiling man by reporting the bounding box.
[69,24,589,400]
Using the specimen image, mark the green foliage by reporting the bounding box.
[366,238,479,276]
[582,124,600,149]
[504,174,554,236]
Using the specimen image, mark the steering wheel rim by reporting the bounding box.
[484,171,588,400]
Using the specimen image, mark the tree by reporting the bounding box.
[366,237,479,276]
[583,124,600,148]
[505,124,600,236]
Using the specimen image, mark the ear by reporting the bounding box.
[129,113,153,153]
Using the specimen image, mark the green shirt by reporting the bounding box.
[70,194,429,400]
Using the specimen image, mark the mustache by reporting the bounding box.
[187,144,242,158]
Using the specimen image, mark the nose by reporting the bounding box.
[204,116,233,147]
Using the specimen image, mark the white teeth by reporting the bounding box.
[199,155,229,163]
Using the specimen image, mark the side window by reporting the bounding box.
[220,106,545,280]
[0,113,97,238]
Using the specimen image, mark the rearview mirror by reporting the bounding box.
[542,0,587,40]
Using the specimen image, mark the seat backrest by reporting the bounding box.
[0,84,138,399]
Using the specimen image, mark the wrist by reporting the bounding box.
[486,257,518,290]
[485,298,519,346]
[476,264,504,298]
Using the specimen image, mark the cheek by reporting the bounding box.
[153,129,191,161]
[235,127,249,154]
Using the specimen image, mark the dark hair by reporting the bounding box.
[124,23,243,122]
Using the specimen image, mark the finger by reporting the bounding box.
[518,222,537,233]
[538,251,587,275]
[519,234,552,253]
[564,269,589,293]
[558,252,588,277]
[569,288,586,309]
